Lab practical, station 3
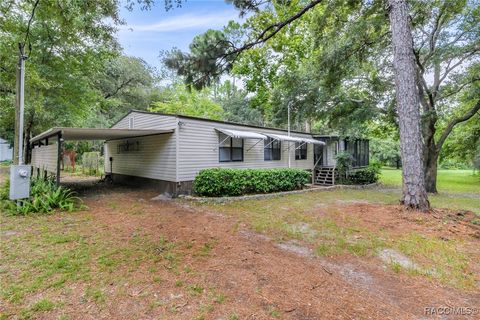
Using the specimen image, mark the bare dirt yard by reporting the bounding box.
[1,174,479,319]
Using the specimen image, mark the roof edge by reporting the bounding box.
[126,109,318,135]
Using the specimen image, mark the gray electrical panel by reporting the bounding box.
[9,165,31,200]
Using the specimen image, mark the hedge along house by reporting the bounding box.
[29,110,370,195]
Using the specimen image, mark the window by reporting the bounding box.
[264,137,281,160]
[219,133,243,162]
[295,142,307,160]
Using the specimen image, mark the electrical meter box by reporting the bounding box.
[9,165,31,200]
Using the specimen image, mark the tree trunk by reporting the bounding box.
[424,150,439,193]
[422,117,439,193]
[388,0,429,211]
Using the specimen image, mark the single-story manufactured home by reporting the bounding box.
[29,110,369,195]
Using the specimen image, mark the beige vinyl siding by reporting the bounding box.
[177,118,314,181]
[112,112,177,130]
[105,133,176,181]
[106,112,178,181]
[31,144,58,173]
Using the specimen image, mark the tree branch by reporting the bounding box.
[437,78,480,101]
[436,99,480,152]
[104,78,134,99]
[436,48,479,90]
[23,0,41,53]
[224,0,324,59]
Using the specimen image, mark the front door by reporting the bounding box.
[314,144,323,167]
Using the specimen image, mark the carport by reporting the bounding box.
[29,127,174,185]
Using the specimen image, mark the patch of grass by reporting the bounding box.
[227,314,240,320]
[195,241,215,257]
[394,232,475,289]
[200,187,477,289]
[175,280,184,287]
[84,287,106,304]
[188,284,204,297]
[269,307,281,318]
[212,292,226,304]
[199,303,214,312]
[31,298,55,312]
[0,207,189,315]
[390,262,402,274]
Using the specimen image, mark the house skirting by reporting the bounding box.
[110,173,193,197]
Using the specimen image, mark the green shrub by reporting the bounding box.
[335,151,353,177]
[193,168,310,197]
[1,178,82,216]
[347,166,380,185]
[439,159,471,170]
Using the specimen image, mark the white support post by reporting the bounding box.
[287,102,291,168]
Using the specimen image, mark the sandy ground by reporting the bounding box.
[1,174,479,319]
[63,186,480,318]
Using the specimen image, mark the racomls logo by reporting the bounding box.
[424,306,479,316]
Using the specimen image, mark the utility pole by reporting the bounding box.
[17,44,27,165]
[287,101,291,168]
[14,45,27,164]
[9,44,31,201]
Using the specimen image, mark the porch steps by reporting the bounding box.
[315,167,336,185]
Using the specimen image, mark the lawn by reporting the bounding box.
[380,168,479,194]
[200,188,480,290]
[378,168,480,214]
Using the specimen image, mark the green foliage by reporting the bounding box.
[1,178,81,216]
[334,151,353,178]
[0,0,124,143]
[150,83,224,120]
[335,151,380,185]
[215,80,265,126]
[193,168,310,197]
[370,138,401,168]
[163,29,235,89]
[439,159,471,170]
[96,56,157,125]
[81,152,103,176]
[347,166,380,185]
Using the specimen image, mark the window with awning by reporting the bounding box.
[264,137,281,160]
[295,142,308,160]
[219,133,244,162]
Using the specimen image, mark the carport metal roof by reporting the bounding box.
[30,127,174,143]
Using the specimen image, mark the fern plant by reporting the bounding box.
[1,178,82,216]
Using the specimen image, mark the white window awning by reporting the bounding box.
[264,133,304,143]
[263,133,325,145]
[300,137,326,145]
[215,128,267,140]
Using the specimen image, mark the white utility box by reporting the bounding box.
[9,165,31,200]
